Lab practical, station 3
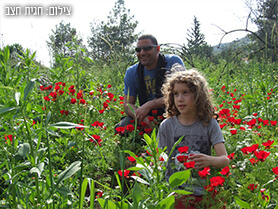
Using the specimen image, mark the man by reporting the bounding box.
[117,34,185,128]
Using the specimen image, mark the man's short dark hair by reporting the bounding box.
[138,34,158,45]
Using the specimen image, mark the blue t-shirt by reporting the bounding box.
[124,54,184,101]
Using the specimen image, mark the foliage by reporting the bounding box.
[87,0,139,62]
[186,16,213,60]
[47,21,85,67]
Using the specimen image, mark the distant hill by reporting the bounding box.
[212,35,253,54]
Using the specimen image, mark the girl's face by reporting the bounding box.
[173,82,196,116]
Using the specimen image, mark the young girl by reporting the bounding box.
[157,64,229,208]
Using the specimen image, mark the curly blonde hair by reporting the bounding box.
[162,64,215,126]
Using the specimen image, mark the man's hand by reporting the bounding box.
[135,103,151,122]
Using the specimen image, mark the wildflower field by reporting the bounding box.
[0,46,278,209]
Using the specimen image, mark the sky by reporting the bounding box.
[0,0,257,67]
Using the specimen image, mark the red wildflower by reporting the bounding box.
[204,184,216,192]
[70,98,77,104]
[178,146,189,154]
[241,144,258,154]
[144,128,153,134]
[183,161,195,169]
[198,167,211,179]
[262,140,274,149]
[227,153,235,160]
[99,109,104,114]
[140,121,148,127]
[210,176,225,187]
[4,134,13,142]
[270,120,277,126]
[90,135,102,146]
[248,184,258,191]
[249,158,259,165]
[254,150,270,162]
[117,169,130,178]
[230,129,237,135]
[176,155,189,163]
[151,109,158,115]
[115,127,125,135]
[103,102,108,109]
[220,166,231,177]
[272,167,278,174]
[80,99,86,104]
[76,92,83,99]
[126,124,135,132]
[127,156,136,163]
[76,124,84,131]
[119,96,124,100]
[148,116,154,122]
[107,84,112,88]
[95,191,103,199]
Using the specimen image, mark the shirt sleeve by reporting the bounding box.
[124,65,138,97]
[209,119,225,147]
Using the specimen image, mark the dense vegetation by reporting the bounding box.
[1,0,278,208]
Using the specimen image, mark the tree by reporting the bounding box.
[47,21,84,67]
[250,0,278,61]
[186,16,213,59]
[88,0,139,61]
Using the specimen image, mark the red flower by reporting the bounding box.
[148,116,154,122]
[126,124,135,132]
[127,156,136,163]
[272,167,278,174]
[107,84,112,88]
[248,184,258,191]
[76,124,84,131]
[220,166,231,177]
[227,153,235,160]
[254,150,270,162]
[4,134,13,142]
[115,127,125,135]
[151,109,158,115]
[144,128,153,134]
[178,146,189,154]
[80,99,86,104]
[230,129,237,135]
[119,96,124,100]
[272,167,278,178]
[44,96,50,101]
[99,109,104,114]
[249,158,259,165]
[95,191,103,199]
[270,120,277,126]
[90,135,102,146]
[198,167,210,179]
[176,155,189,163]
[117,169,130,178]
[262,140,274,149]
[210,176,225,187]
[241,144,258,154]
[70,98,77,104]
[183,161,195,169]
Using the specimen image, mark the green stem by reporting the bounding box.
[46,131,55,209]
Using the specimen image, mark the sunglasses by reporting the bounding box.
[135,45,157,53]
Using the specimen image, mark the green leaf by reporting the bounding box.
[56,187,72,196]
[97,199,117,209]
[0,106,17,115]
[132,181,142,208]
[49,121,87,129]
[80,178,88,209]
[144,134,152,146]
[172,189,192,195]
[155,194,175,209]
[23,79,36,101]
[234,196,250,209]
[89,179,95,209]
[56,161,81,186]
[169,169,191,189]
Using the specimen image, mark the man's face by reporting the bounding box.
[136,39,160,70]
